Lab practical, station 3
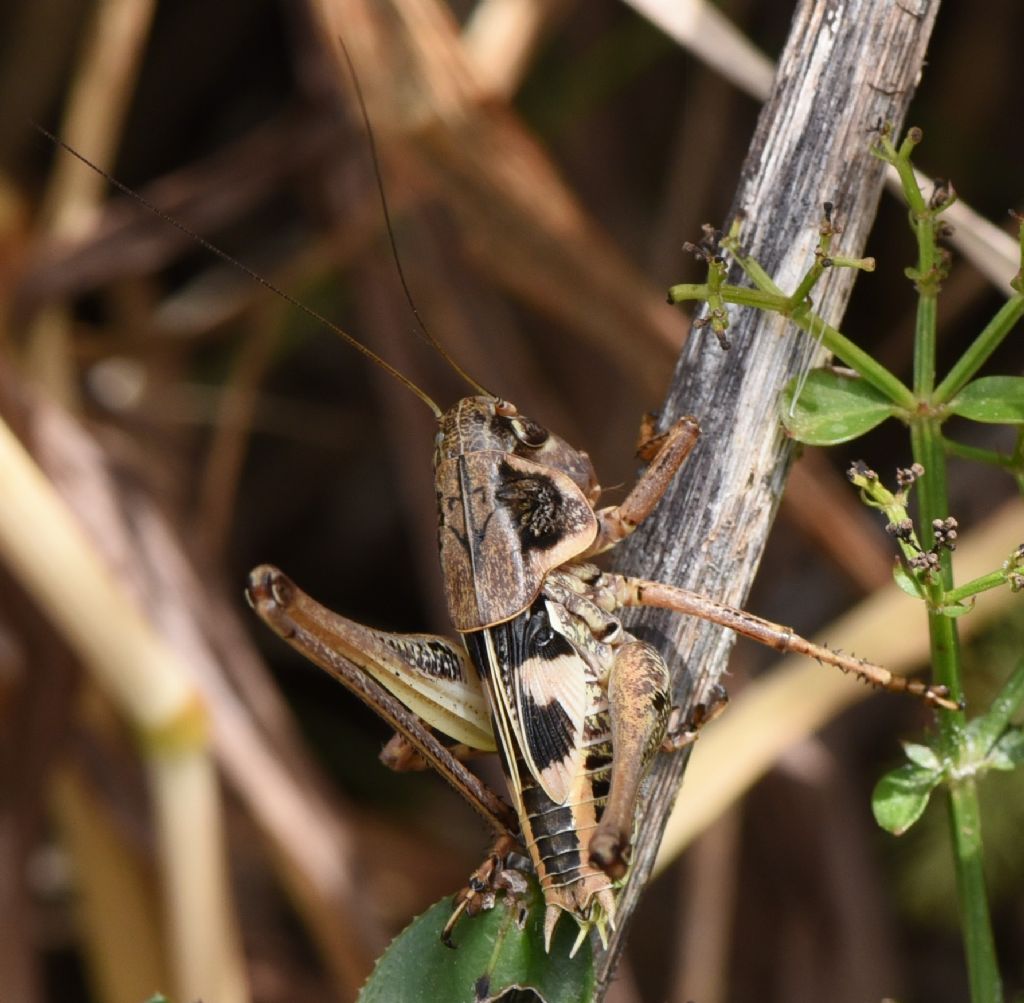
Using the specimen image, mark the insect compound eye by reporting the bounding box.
[510,417,550,449]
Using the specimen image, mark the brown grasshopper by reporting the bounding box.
[40,120,956,960]
[246,388,957,955]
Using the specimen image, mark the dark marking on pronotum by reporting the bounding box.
[495,461,567,552]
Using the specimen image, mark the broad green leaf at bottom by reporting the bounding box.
[358,878,595,1003]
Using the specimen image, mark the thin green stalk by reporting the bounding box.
[911,223,939,399]
[668,283,915,407]
[943,569,1013,606]
[913,417,1001,1002]
[898,132,1003,995]
[942,437,1022,473]
[934,294,1024,403]
[668,283,781,313]
[786,311,915,407]
[947,781,1003,1003]
[914,293,938,396]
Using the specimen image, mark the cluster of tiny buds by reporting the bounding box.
[932,517,959,551]
[929,178,956,210]
[848,459,877,482]
[885,519,915,541]
[682,223,726,265]
[908,550,941,573]
[896,463,925,488]
[692,309,732,350]
[1007,543,1024,592]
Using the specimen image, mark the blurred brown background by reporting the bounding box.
[1,1,1023,1001]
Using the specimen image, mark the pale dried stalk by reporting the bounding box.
[29,0,157,406]
[462,0,573,99]
[0,415,249,1003]
[50,764,169,1003]
[38,0,156,237]
[624,0,774,100]
[25,393,381,996]
[599,0,941,992]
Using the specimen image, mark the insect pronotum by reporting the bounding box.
[39,62,957,958]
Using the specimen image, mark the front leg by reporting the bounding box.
[662,683,730,752]
[581,415,700,558]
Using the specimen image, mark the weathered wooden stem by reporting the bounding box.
[598,0,940,992]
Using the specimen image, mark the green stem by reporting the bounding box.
[915,293,938,396]
[934,295,1024,403]
[668,284,915,407]
[785,259,826,309]
[943,437,1022,473]
[942,569,1011,605]
[904,158,1001,994]
[948,781,1003,1003]
[913,424,1001,1002]
[668,283,779,312]
[912,220,939,399]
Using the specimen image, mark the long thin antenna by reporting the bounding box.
[33,121,444,419]
[335,36,494,400]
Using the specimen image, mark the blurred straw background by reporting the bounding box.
[0,1,1022,1002]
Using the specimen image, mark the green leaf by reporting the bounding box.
[358,880,595,1003]
[948,376,1024,424]
[872,763,942,835]
[781,370,897,444]
[902,742,941,770]
[988,728,1024,771]
[934,600,974,618]
[964,663,1024,758]
[144,997,170,1003]
[893,561,926,598]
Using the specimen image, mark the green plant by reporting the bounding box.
[669,126,1024,1003]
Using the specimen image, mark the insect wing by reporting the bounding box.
[515,606,589,804]
[472,599,587,805]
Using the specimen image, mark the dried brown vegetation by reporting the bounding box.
[1,1,1022,1002]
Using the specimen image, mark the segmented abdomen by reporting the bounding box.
[466,604,618,933]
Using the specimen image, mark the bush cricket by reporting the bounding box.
[39,100,957,961]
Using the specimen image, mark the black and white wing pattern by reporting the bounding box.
[468,598,587,804]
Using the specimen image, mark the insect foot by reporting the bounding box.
[442,835,525,949]
[661,684,731,752]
